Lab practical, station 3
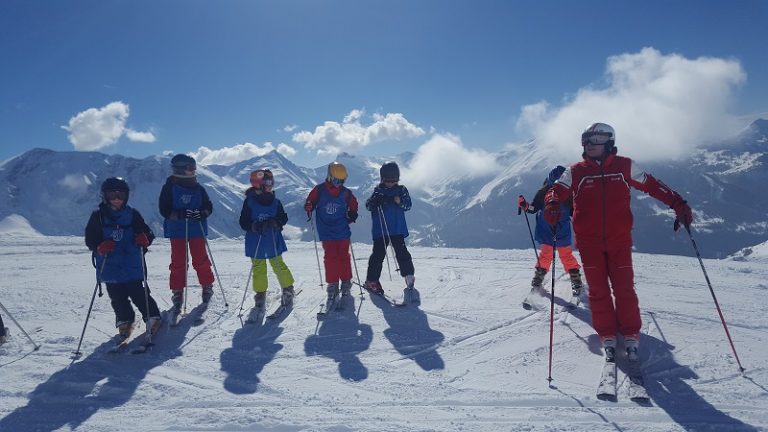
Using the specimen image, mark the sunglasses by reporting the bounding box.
[105,190,127,201]
[582,132,612,146]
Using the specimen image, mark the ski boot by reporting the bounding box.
[171,290,184,313]
[281,286,295,307]
[364,280,384,296]
[405,275,415,290]
[117,320,133,340]
[201,285,214,303]
[147,316,162,335]
[602,337,617,363]
[531,267,547,290]
[247,292,267,322]
[340,280,352,297]
[624,335,640,362]
[569,269,584,296]
[326,283,339,303]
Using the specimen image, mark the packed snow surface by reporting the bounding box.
[0,236,766,431]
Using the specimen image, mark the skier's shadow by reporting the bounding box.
[633,332,759,431]
[220,311,288,394]
[304,296,373,382]
[0,307,198,432]
[567,306,759,431]
[371,289,445,371]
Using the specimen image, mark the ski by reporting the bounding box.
[596,357,618,401]
[562,293,581,311]
[107,335,131,354]
[317,295,339,318]
[366,288,405,307]
[627,360,650,402]
[169,308,183,327]
[266,304,289,320]
[245,305,266,325]
[521,286,541,310]
[130,324,162,354]
[192,303,209,326]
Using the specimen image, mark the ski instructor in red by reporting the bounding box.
[543,122,693,359]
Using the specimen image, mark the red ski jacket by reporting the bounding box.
[546,153,683,249]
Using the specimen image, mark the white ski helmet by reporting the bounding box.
[581,122,616,150]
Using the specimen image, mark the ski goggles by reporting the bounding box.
[581,132,612,146]
[104,190,127,201]
[329,177,344,186]
[382,178,398,184]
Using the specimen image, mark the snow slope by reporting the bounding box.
[0,236,766,431]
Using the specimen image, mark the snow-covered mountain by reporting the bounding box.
[1,119,767,257]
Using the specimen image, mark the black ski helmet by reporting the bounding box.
[100,177,130,204]
[379,162,400,181]
[171,154,197,175]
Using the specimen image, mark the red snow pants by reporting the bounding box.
[169,237,215,291]
[322,239,352,284]
[578,245,641,340]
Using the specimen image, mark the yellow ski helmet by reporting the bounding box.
[327,161,348,185]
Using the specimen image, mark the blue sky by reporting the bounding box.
[1,0,766,170]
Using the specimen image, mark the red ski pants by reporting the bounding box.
[579,245,641,339]
[322,239,352,284]
[536,245,581,273]
[169,237,215,291]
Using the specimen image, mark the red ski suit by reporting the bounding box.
[547,153,684,340]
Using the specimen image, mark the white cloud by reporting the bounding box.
[62,101,156,151]
[125,128,156,143]
[190,142,297,165]
[515,47,746,162]
[403,133,502,190]
[282,124,298,133]
[293,109,426,156]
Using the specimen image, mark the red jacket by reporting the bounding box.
[547,153,683,249]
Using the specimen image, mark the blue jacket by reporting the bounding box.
[530,182,573,247]
[158,176,212,239]
[84,204,154,283]
[365,184,411,240]
[312,184,354,241]
[239,189,288,259]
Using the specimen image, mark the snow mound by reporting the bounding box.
[0,214,44,237]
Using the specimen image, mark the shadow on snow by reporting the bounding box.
[0,306,201,432]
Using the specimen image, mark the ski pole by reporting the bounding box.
[683,225,745,373]
[199,220,230,308]
[377,206,394,281]
[547,224,557,384]
[308,213,325,290]
[0,299,40,350]
[183,218,189,315]
[238,261,256,318]
[73,255,109,358]
[518,195,541,266]
[349,241,365,299]
[238,234,262,317]
[139,250,154,345]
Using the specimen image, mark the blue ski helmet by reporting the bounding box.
[547,165,566,186]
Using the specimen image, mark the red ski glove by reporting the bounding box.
[543,200,561,226]
[97,240,115,255]
[517,195,529,214]
[135,233,150,248]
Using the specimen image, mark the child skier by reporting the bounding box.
[85,177,161,340]
[158,154,215,312]
[364,162,415,295]
[304,162,359,304]
[239,169,295,321]
[518,165,583,296]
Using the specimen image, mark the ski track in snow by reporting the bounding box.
[0,237,766,431]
